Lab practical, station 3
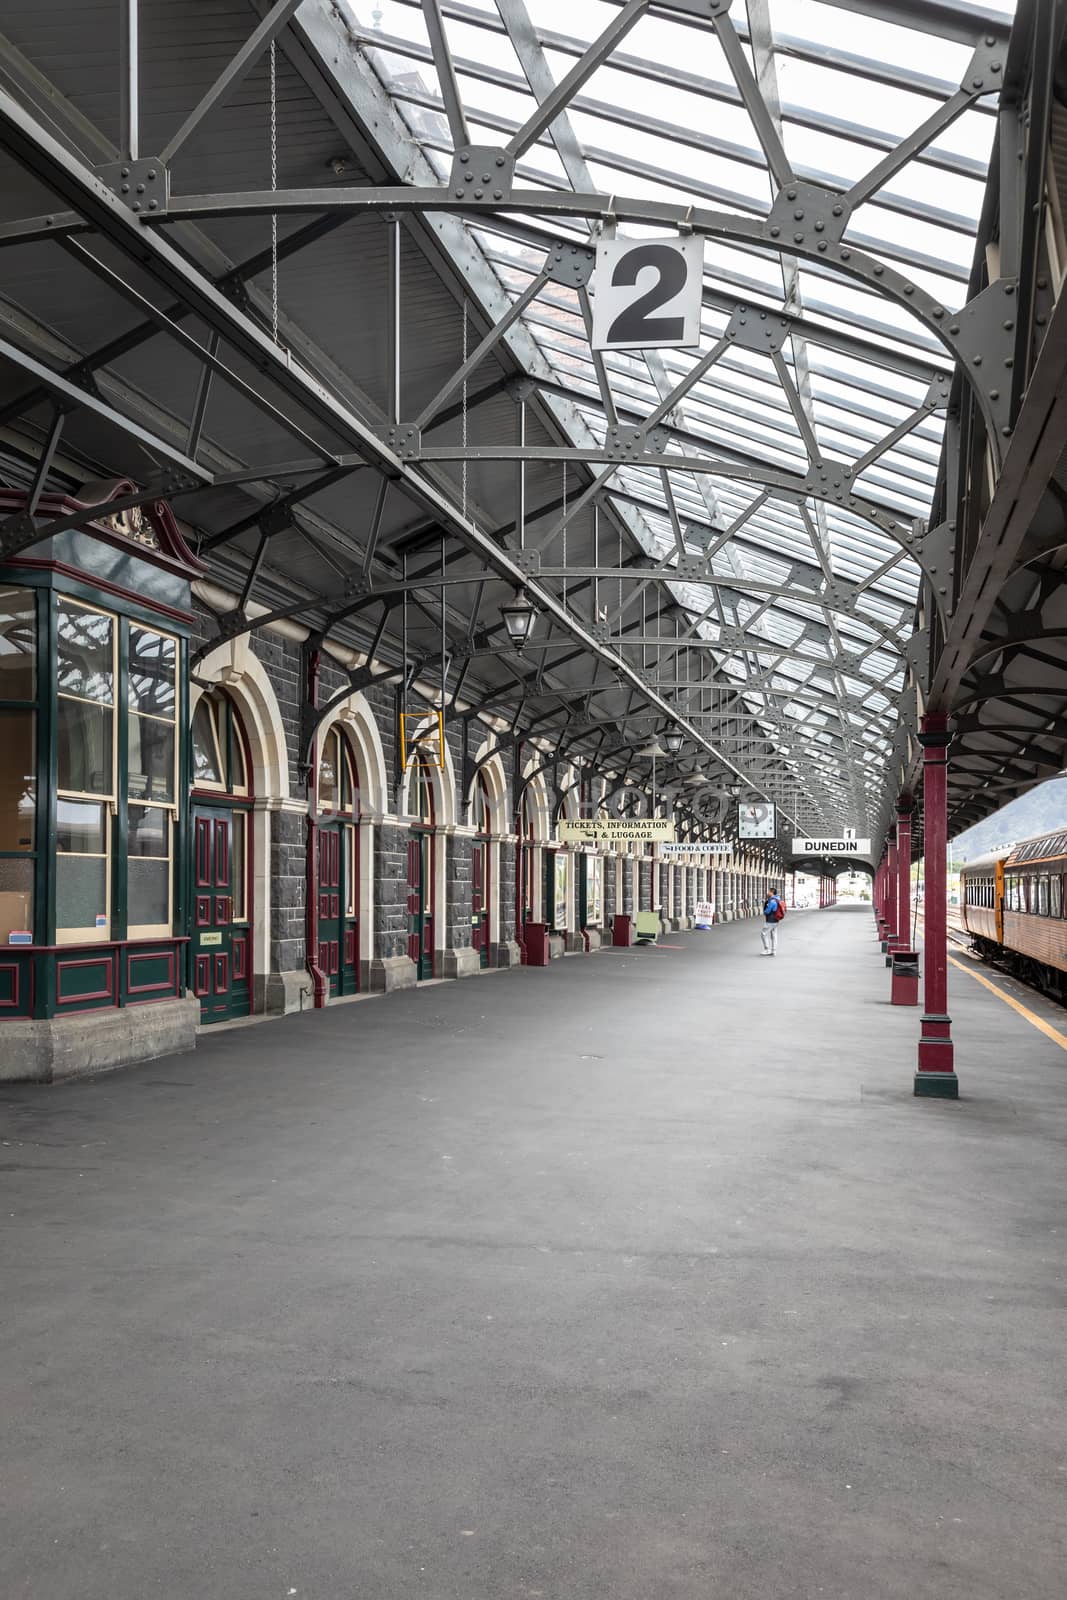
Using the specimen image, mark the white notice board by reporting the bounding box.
[591,235,704,352]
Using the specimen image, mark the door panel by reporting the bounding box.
[472,839,490,968]
[407,830,433,979]
[317,823,358,997]
[191,806,251,1023]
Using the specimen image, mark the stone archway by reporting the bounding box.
[193,637,293,1013]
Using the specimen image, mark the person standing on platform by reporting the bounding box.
[760,889,785,955]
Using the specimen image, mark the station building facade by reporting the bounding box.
[0,485,781,1080]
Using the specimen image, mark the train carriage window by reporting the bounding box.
[1058,875,1066,918]
[1037,875,1050,916]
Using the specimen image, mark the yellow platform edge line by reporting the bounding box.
[948,956,1067,1053]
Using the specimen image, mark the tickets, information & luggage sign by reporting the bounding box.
[559,819,676,843]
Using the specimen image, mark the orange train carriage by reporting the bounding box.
[960,830,1067,1000]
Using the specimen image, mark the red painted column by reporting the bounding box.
[884,828,898,953]
[895,797,913,953]
[916,715,957,1097]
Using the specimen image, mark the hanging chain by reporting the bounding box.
[461,300,469,521]
[270,41,279,345]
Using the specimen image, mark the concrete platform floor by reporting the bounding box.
[2,906,1066,1600]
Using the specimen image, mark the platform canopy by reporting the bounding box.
[3,0,1057,853]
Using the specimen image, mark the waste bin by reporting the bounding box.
[523,921,550,966]
[891,949,919,1006]
[612,913,632,947]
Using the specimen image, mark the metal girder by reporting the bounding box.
[155,178,1006,463]
[2,0,1011,844]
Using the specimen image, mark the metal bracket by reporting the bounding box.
[544,239,595,288]
[375,422,422,460]
[765,182,850,254]
[504,375,539,404]
[725,303,793,355]
[514,549,541,575]
[93,157,170,214]
[603,425,647,460]
[674,554,709,582]
[945,277,1019,446]
[448,146,515,205]
[923,372,952,412]
[258,502,294,538]
[0,512,37,560]
[960,37,1008,99]
[911,518,955,618]
[590,621,612,642]
[662,0,733,16]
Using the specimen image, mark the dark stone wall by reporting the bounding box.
[374,823,411,962]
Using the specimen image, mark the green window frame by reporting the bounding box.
[0,585,38,946]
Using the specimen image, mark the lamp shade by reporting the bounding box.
[663,730,685,754]
[501,592,537,647]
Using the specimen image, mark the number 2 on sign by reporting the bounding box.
[592,235,703,352]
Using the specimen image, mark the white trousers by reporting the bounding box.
[760,923,779,953]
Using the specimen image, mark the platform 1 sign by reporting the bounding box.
[559,819,675,843]
[591,236,703,352]
[791,836,871,855]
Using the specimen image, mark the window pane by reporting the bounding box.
[128,627,175,717]
[58,699,112,795]
[232,811,246,921]
[229,711,247,793]
[57,799,106,854]
[57,604,113,702]
[0,857,33,943]
[56,855,107,931]
[128,713,175,801]
[318,732,338,810]
[0,709,35,850]
[191,698,222,784]
[0,587,36,699]
[128,803,168,858]
[344,824,355,918]
[129,859,169,928]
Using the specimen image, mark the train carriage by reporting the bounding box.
[961,830,1067,1000]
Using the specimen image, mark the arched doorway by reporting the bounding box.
[190,688,252,1022]
[472,772,492,969]
[316,725,360,998]
[408,765,435,980]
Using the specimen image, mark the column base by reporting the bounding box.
[494,940,523,969]
[440,945,481,979]
[257,969,313,1015]
[367,955,417,993]
[914,1071,959,1099]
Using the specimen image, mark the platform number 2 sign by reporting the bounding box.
[591,235,703,352]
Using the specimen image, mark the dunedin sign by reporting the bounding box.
[790,837,872,855]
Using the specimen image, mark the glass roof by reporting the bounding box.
[340,0,1015,831]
